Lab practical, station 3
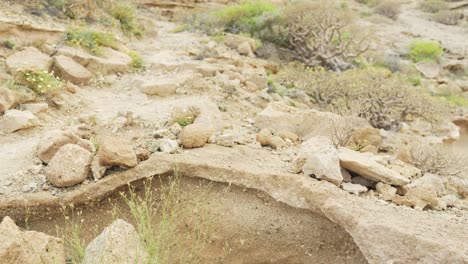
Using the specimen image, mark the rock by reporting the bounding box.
[341,182,368,195]
[351,176,376,188]
[237,41,253,56]
[0,216,65,263]
[64,81,78,93]
[169,122,183,136]
[256,128,273,146]
[455,80,468,92]
[91,155,106,181]
[376,182,397,201]
[21,103,48,114]
[440,195,463,209]
[256,102,368,139]
[53,55,93,85]
[338,148,410,186]
[46,144,92,187]
[180,123,213,149]
[216,133,234,147]
[223,34,257,52]
[402,173,448,197]
[153,128,171,139]
[279,131,299,143]
[82,219,148,264]
[196,65,218,77]
[403,186,439,210]
[295,137,343,186]
[0,87,17,114]
[5,47,53,76]
[385,159,422,180]
[348,127,382,148]
[139,78,178,97]
[159,138,178,153]
[243,69,268,90]
[268,136,285,150]
[244,81,258,92]
[0,110,39,133]
[56,46,132,75]
[99,137,138,168]
[341,168,352,182]
[37,129,92,163]
[414,60,441,79]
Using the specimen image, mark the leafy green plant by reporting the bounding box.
[127,51,146,71]
[175,117,193,128]
[409,40,443,62]
[66,28,117,54]
[19,70,64,95]
[3,40,15,50]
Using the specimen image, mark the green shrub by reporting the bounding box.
[409,40,443,62]
[419,0,448,13]
[66,28,117,54]
[126,51,146,71]
[110,2,142,36]
[19,70,64,95]
[3,40,15,50]
[214,0,278,34]
[276,63,450,129]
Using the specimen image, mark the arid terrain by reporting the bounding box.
[0,0,468,263]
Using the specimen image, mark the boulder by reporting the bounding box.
[0,87,17,114]
[91,155,106,181]
[158,138,179,153]
[37,129,92,163]
[0,110,39,134]
[99,137,138,168]
[5,47,53,76]
[242,68,268,90]
[279,131,299,143]
[196,65,219,77]
[376,182,397,201]
[53,55,93,85]
[402,174,448,197]
[223,33,257,52]
[237,41,254,56]
[338,148,410,186]
[414,60,441,79]
[216,133,234,147]
[180,123,213,149]
[341,182,368,195]
[294,136,343,186]
[256,128,273,146]
[139,79,178,97]
[21,103,48,115]
[82,219,148,264]
[46,144,92,187]
[0,216,65,263]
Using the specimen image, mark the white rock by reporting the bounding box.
[0,110,39,133]
[5,47,53,76]
[159,138,178,153]
[341,182,368,195]
[21,103,48,114]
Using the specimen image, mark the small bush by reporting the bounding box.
[410,143,467,178]
[19,70,64,95]
[66,28,117,54]
[126,51,146,71]
[439,94,468,107]
[374,0,401,20]
[3,40,15,50]
[409,40,443,62]
[433,10,461,25]
[276,63,450,130]
[419,0,448,13]
[110,2,142,36]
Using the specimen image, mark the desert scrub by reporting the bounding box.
[439,94,468,107]
[19,70,64,95]
[419,0,448,13]
[57,206,86,264]
[110,2,142,36]
[410,143,467,178]
[374,0,401,20]
[433,10,462,25]
[3,40,15,50]
[127,51,146,71]
[409,40,443,62]
[276,63,450,130]
[66,28,117,54]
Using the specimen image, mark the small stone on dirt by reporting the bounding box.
[180,123,213,149]
[0,109,39,134]
[99,137,138,168]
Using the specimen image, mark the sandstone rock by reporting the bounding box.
[46,144,92,187]
[338,148,410,186]
[341,182,368,195]
[404,186,439,210]
[348,127,382,148]
[37,129,89,163]
[0,87,17,114]
[244,81,258,92]
[341,168,352,182]
[196,65,218,77]
[21,103,48,114]
[256,128,273,146]
[216,133,234,147]
[295,137,343,186]
[91,155,106,181]
[159,138,178,153]
[139,79,177,97]
[0,216,65,263]
[268,136,285,150]
[243,69,268,90]
[0,110,39,133]
[224,34,257,52]
[237,41,253,56]
[99,137,138,168]
[5,47,52,76]
[402,173,448,197]
[279,131,299,143]
[180,123,213,149]
[53,55,93,85]
[351,176,376,188]
[440,194,464,209]
[82,219,148,264]
[376,182,397,201]
[415,60,441,79]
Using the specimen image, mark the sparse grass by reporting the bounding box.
[409,40,443,62]
[171,24,189,33]
[127,51,146,71]
[110,2,142,36]
[439,94,468,107]
[66,28,117,54]
[58,206,86,264]
[19,70,64,95]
